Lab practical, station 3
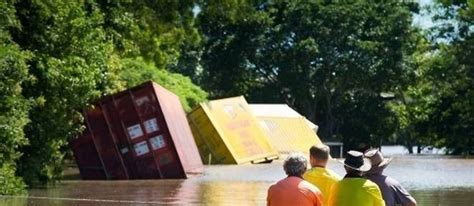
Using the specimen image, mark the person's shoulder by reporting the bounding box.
[304,167,319,176]
[269,178,287,189]
[267,182,276,194]
[325,168,342,180]
[385,175,402,186]
[364,178,381,188]
[362,179,383,196]
[301,179,322,194]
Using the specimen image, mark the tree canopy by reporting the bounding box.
[197,0,420,150]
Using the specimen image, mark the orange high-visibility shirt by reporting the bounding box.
[267,176,323,206]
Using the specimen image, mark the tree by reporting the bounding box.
[0,0,30,194]
[431,0,474,155]
[198,0,420,150]
[119,58,207,111]
[392,0,474,155]
[388,36,442,153]
[95,0,201,72]
[12,0,121,185]
[198,0,270,97]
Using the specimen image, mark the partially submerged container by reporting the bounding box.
[249,104,319,132]
[188,96,279,164]
[71,81,203,180]
[249,104,322,154]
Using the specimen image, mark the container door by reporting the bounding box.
[71,131,107,180]
[132,86,185,178]
[100,98,139,179]
[86,107,128,179]
[114,91,161,179]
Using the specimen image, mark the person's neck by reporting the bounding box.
[366,172,384,176]
[288,175,303,179]
[311,164,326,168]
[344,173,363,178]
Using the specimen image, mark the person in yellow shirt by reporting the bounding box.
[303,144,341,206]
[328,150,385,206]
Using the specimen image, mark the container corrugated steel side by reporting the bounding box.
[71,81,203,179]
[249,104,319,132]
[188,96,279,164]
[256,117,322,154]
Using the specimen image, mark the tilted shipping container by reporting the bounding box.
[257,117,322,154]
[71,81,203,180]
[249,104,323,154]
[188,96,279,164]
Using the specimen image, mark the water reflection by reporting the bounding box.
[198,181,269,205]
[411,188,474,206]
[1,155,473,205]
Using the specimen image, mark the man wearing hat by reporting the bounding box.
[327,150,385,206]
[364,149,417,206]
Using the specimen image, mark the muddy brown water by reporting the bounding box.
[1,155,473,205]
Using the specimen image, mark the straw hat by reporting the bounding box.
[340,150,371,172]
[364,149,392,173]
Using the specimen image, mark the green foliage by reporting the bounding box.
[198,0,420,150]
[12,0,122,186]
[388,36,441,152]
[390,0,474,154]
[0,0,30,195]
[119,58,207,111]
[0,0,206,193]
[198,0,270,97]
[0,163,27,195]
[339,92,397,150]
[433,0,474,155]
[95,0,201,71]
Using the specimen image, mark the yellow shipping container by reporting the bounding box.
[188,96,279,164]
[257,117,322,154]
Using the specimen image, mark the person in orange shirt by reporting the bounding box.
[267,153,323,206]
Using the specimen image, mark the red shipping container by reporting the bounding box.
[71,81,203,180]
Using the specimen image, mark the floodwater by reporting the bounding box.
[1,149,474,205]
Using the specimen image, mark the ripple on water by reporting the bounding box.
[0,155,473,206]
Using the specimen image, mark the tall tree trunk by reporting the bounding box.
[324,93,334,140]
[407,144,413,154]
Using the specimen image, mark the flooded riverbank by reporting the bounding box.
[1,154,473,205]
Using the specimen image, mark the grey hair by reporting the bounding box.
[283,153,308,176]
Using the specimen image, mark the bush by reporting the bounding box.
[119,58,208,111]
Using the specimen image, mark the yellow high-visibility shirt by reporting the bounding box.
[303,167,341,206]
[328,177,385,206]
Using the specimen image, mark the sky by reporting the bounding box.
[413,0,436,29]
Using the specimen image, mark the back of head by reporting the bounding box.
[309,144,330,161]
[283,153,308,177]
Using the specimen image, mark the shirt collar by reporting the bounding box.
[344,173,363,178]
